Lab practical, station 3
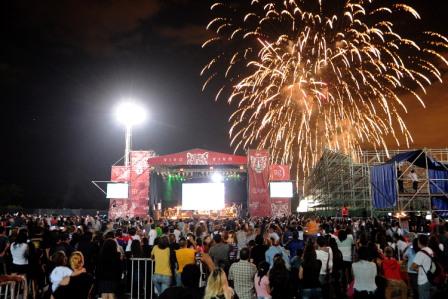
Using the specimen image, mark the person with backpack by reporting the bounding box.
[411,234,434,299]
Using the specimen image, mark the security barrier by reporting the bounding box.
[129,258,154,299]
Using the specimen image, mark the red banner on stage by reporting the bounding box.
[111,166,130,182]
[108,151,153,219]
[129,151,152,218]
[148,148,247,166]
[269,165,290,181]
[248,149,271,217]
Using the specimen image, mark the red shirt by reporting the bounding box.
[382,258,402,280]
[342,207,348,217]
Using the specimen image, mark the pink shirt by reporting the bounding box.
[254,274,271,298]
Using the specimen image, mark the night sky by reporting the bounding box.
[1,0,447,209]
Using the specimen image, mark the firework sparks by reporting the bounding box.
[202,0,448,178]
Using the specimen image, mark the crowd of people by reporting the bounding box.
[0,212,447,299]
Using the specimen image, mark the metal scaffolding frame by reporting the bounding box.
[305,148,448,215]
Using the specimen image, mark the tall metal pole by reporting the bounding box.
[125,124,132,167]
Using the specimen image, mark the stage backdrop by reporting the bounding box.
[109,151,154,219]
[109,166,130,219]
[248,149,271,217]
[270,164,291,217]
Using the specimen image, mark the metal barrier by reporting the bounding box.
[130,258,154,299]
[0,275,27,299]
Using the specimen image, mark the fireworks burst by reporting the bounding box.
[202,0,448,178]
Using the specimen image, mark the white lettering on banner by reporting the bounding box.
[186,152,209,165]
[272,167,285,179]
[250,156,268,173]
[251,187,267,194]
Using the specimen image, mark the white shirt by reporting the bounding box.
[352,260,377,292]
[336,235,354,262]
[413,247,433,285]
[269,232,280,242]
[236,230,247,249]
[387,227,403,237]
[173,229,181,242]
[316,247,333,274]
[409,172,418,182]
[10,243,28,265]
[397,240,408,256]
[50,266,73,291]
[126,235,141,252]
[149,229,157,246]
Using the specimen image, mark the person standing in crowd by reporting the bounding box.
[75,231,96,273]
[209,234,230,269]
[10,229,29,275]
[352,246,377,299]
[335,229,354,286]
[204,268,234,299]
[149,224,158,246]
[315,236,332,298]
[299,240,322,299]
[251,235,269,266]
[328,237,344,298]
[382,247,402,280]
[126,228,141,253]
[268,226,280,243]
[382,246,407,298]
[0,226,9,274]
[254,261,271,299]
[96,239,123,299]
[404,238,419,299]
[409,169,419,192]
[159,264,205,299]
[228,247,257,299]
[236,224,247,250]
[285,231,303,259]
[50,251,73,293]
[411,234,434,299]
[152,236,175,295]
[53,251,94,299]
[175,237,196,286]
[269,254,290,299]
[265,238,290,269]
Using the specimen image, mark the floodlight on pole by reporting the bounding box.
[115,101,147,167]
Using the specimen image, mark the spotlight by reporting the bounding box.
[211,172,223,183]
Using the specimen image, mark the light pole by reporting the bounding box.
[115,101,147,166]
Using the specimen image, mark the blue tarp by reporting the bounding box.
[371,150,448,209]
[387,150,448,170]
[428,169,448,194]
[432,198,448,216]
[371,164,397,208]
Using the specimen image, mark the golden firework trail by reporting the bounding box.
[202,0,448,179]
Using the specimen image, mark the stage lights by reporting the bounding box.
[211,172,223,183]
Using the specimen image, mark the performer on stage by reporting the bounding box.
[342,204,349,219]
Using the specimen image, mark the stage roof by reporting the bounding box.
[148,148,247,166]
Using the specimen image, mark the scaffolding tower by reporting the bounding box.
[305,148,448,216]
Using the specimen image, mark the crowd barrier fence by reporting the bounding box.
[129,258,154,299]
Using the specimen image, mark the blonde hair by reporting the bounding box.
[69,251,84,271]
[204,268,228,299]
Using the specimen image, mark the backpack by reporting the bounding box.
[420,250,446,286]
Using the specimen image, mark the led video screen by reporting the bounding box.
[182,183,225,210]
[106,183,129,199]
[270,181,293,198]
